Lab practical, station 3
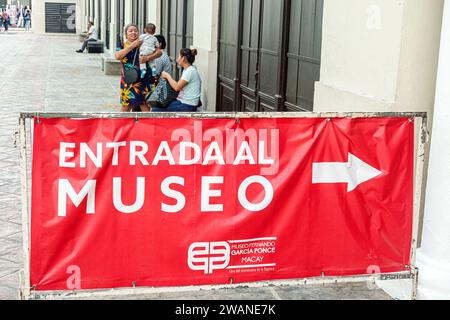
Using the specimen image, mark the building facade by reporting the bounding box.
[37,0,441,117]
[27,0,445,112]
[31,0,80,34]
[29,0,450,299]
[31,0,326,113]
[1,0,31,9]
[1,0,30,7]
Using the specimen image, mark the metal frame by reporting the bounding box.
[410,115,429,300]
[19,116,30,300]
[18,111,427,119]
[18,111,428,300]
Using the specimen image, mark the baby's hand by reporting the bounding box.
[131,39,143,49]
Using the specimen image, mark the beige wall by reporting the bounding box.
[99,0,106,45]
[417,0,450,299]
[395,0,444,114]
[192,0,219,111]
[314,0,445,299]
[314,0,444,115]
[31,0,83,35]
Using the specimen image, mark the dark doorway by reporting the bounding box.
[45,2,77,34]
[97,0,101,40]
[105,0,110,49]
[160,0,194,78]
[217,0,323,112]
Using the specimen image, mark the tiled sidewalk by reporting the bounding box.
[0,31,119,299]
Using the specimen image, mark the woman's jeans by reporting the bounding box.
[24,20,30,31]
[152,100,198,112]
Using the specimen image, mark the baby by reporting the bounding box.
[139,23,159,77]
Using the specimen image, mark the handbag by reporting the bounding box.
[123,49,140,85]
[147,78,179,109]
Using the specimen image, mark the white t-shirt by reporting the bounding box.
[178,66,202,106]
[88,26,98,40]
[139,34,159,56]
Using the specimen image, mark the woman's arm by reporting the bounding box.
[161,71,188,92]
[114,39,142,61]
[139,48,163,64]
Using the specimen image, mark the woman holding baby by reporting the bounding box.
[114,23,162,112]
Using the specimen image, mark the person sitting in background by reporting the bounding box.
[76,21,98,53]
[153,48,202,112]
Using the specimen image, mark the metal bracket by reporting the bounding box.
[379,273,413,281]
[12,130,19,149]
[412,267,419,300]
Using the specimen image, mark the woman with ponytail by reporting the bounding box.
[156,48,202,112]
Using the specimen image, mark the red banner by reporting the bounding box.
[30,117,414,291]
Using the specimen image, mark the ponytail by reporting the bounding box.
[180,48,198,64]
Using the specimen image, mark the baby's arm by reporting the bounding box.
[140,48,163,64]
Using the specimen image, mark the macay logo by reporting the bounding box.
[188,242,230,274]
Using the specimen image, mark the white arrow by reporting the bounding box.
[312,153,382,192]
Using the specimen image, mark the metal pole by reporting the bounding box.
[18,111,428,120]
[409,116,428,300]
[29,272,410,300]
[19,116,31,300]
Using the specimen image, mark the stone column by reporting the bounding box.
[91,0,98,36]
[93,0,99,28]
[77,0,86,34]
[147,0,159,28]
[110,0,117,52]
[100,0,106,42]
[124,0,132,26]
[89,0,93,21]
[417,0,450,300]
[81,0,88,31]
[192,0,219,111]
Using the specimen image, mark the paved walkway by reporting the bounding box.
[0,31,119,300]
[0,31,392,300]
